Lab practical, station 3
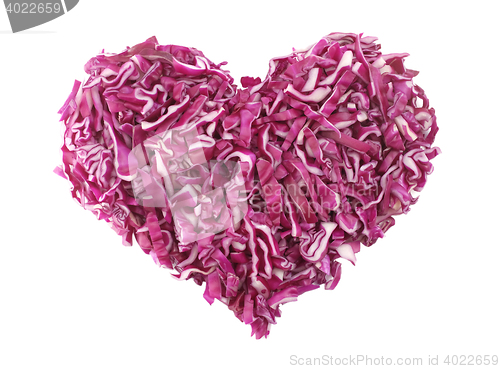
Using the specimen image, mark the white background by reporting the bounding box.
[1,1,499,368]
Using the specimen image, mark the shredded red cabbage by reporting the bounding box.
[56,33,440,339]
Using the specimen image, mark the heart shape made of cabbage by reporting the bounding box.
[56,33,440,339]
